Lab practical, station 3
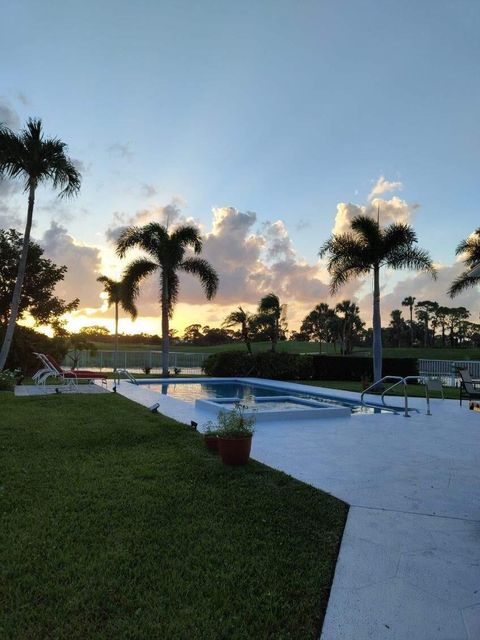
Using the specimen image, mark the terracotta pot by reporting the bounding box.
[217,436,252,466]
[204,435,219,453]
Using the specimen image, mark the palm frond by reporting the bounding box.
[448,271,480,298]
[385,247,436,276]
[122,257,158,299]
[170,225,202,254]
[181,257,218,299]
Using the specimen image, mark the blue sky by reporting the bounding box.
[1,0,480,332]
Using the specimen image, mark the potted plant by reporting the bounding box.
[215,403,256,466]
[203,422,219,453]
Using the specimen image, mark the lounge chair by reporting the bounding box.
[34,353,107,388]
[457,368,480,405]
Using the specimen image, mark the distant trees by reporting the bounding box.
[299,300,364,354]
[223,307,254,354]
[254,293,287,352]
[97,274,138,370]
[401,296,416,346]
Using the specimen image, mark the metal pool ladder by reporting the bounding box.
[114,368,139,386]
[361,376,421,417]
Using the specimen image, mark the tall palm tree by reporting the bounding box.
[223,306,253,354]
[0,118,81,370]
[320,215,435,383]
[448,229,480,297]
[401,296,416,346]
[117,222,218,376]
[256,293,287,352]
[97,275,138,371]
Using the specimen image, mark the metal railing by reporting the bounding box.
[418,359,480,387]
[64,350,210,375]
[361,374,447,417]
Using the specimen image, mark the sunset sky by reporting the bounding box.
[1,1,480,336]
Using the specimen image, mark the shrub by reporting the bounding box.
[312,355,418,381]
[0,326,68,375]
[0,369,20,391]
[203,351,255,377]
[202,351,314,380]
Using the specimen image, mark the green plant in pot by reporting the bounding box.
[215,403,256,466]
[202,421,220,453]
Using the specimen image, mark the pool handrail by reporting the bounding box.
[115,368,138,386]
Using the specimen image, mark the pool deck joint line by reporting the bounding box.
[103,377,479,640]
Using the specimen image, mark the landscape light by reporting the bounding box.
[149,403,160,413]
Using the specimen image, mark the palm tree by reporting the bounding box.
[117,222,218,376]
[256,293,287,352]
[335,300,361,355]
[223,306,253,354]
[97,275,138,371]
[0,119,81,370]
[320,215,435,383]
[448,229,480,297]
[415,300,438,347]
[401,296,416,346]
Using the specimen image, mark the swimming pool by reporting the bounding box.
[133,378,395,415]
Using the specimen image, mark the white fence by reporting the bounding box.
[64,350,211,375]
[418,359,480,386]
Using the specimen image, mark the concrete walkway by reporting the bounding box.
[107,379,480,639]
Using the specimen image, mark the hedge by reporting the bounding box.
[202,351,314,380]
[312,355,418,381]
[203,351,418,382]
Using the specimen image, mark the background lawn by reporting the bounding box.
[92,340,480,360]
[0,393,347,640]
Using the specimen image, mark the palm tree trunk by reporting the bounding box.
[372,264,382,383]
[0,185,35,371]
[243,325,252,355]
[114,302,119,372]
[409,306,414,346]
[161,276,169,376]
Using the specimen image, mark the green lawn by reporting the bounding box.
[92,340,480,360]
[299,379,459,400]
[0,393,347,640]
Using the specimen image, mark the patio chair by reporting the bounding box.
[457,368,480,405]
[34,353,107,388]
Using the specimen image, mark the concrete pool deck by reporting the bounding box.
[107,377,480,639]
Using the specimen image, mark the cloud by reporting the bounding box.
[39,222,102,308]
[0,180,23,229]
[332,195,419,236]
[377,261,479,320]
[0,99,20,129]
[105,199,190,243]
[107,142,134,160]
[140,183,158,198]
[368,175,403,201]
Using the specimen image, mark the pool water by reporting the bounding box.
[141,380,392,415]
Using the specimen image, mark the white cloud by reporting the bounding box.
[368,175,403,201]
[332,196,419,236]
[105,199,190,243]
[40,222,102,308]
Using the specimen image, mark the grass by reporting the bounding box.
[299,379,460,400]
[0,393,347,640]
[92,340,480,360]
